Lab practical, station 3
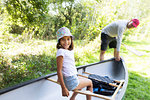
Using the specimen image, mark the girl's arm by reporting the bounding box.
[57,56,69,97]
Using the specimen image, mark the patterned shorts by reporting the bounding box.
[63,74,79,91]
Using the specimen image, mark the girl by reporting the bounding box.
[56,27,93,100]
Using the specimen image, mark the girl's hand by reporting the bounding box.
[62,87,69,97]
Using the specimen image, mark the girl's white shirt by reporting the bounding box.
[56,48,78,77]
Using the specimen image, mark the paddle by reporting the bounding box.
[122,43,145,56]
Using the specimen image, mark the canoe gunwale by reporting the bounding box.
[0,72,57,95]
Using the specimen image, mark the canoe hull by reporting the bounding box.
[0,58,128,100]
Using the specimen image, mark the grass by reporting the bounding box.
[124,71,150,100]
[120,41,150,99]
[0,34,150,99]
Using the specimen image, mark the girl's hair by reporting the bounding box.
[56,36,74,50]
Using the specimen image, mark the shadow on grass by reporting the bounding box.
[124,71,150,100]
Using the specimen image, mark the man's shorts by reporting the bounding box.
[63,74,79,91]
[101,32,117,51]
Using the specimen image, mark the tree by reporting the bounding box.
[3,0,50,36]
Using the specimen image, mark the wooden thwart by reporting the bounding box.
[47,78,112,100]
[73,90,112,100]
[47,78,59,84]
[47,73,124,100]
[112,80,124,99]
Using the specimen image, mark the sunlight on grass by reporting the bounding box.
[1,40,56,57]
[120,41,150,78]
[125,55,150,77]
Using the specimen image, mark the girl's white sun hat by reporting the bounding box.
[56,27,73,41]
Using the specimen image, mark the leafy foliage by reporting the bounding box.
[4,0,49,26]
[1,0,150,40]
[3,0,50,38]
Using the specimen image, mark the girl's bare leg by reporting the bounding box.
[86,85,93,100]
[70,92,78,100]
[70,77,93,100]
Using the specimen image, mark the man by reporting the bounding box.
[100,19,140,61]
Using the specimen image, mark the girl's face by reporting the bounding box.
[60,36,72,50]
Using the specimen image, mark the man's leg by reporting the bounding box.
[114,48,120,61]
[100,33,109,61]
[114,48,117,58]
[109,39,117,59]
[100,50,105,61]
